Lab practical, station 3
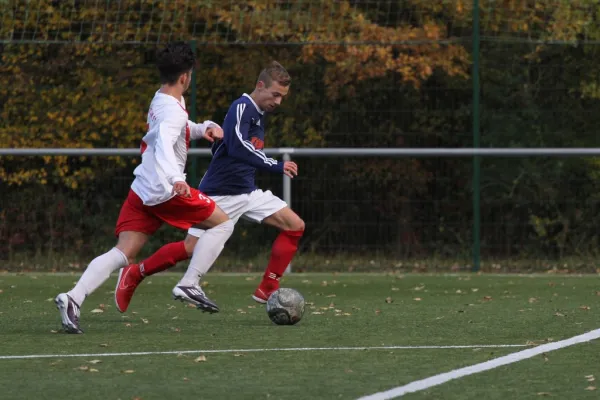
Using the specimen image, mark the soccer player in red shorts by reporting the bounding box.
[114,61,304,312]
[54,42,234,334]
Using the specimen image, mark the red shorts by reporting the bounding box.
[115,189,216,236]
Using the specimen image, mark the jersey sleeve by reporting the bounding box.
[189,120,221,140]
[154,111,187,185]
[223,102,284,173]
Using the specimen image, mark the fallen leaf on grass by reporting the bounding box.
[77,365,89,371]
[233,353,244,357]
[375,309,381,315]
[579,306,591,311]
[413,286,425,291]
[88,360,102,364]
[326,294,336,298]
[194,355,207,362]
[585,386,596,391]
[456,290,463,294]
[183,377,189,381]
[311,312,323,315]
[45,298,53,302]
[413,298,422,301]
[536,392,551,396]
[529,298,538,303]
[90,309,104,314]
[391,287,400,291]
[483,296,493,301]
[89,368,99,373]
[141,318,149,324]
[343,313,352,316]
[247,305,256,309]
[471,288,479,292]
[236,309,247,314]
[122,370,135,374]
[124,323,132,327]
[50,360,62,366]
[554,312,565,317]
[586,375,595,382]
[50,330,58,334]
[99,343,109,347]
[385,297,393,304]
[245,277,257,281]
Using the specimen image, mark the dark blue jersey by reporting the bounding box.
[199,94,284,195]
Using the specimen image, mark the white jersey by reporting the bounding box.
[131,91,218,206]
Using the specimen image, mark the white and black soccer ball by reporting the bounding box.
[266,288,305,325]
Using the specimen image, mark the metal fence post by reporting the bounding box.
[283,151,292,274]
[189,39,198,187]
[472,0,481,273]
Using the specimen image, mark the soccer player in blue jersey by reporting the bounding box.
[115,61,304,310]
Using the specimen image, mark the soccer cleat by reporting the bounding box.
[252,281,279,304]
[172,285,219,313]
[114,264,144,313]
[55,293,83,334]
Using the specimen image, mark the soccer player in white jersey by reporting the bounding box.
[114,61,304,311]
[54,41,234,334]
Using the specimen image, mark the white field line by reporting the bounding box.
[357,328,600,400]
[0,344,526,360]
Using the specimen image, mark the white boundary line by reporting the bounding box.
[357,328,600,400]
[0,344,526,360]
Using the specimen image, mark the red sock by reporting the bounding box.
[263,230,304,286]
[139,241,190,277]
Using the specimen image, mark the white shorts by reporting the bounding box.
[187,189,287,237]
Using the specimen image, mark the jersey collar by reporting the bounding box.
[243,93,264,115]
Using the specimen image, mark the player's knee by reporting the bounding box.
[295,218,305,232]
[183,235,199,256]
[217,219,235,236]
[289,216,305,232]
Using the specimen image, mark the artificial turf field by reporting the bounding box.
[1,272,600,399]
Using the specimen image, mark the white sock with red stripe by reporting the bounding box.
[68,247,128,306]
[177,220,234,287]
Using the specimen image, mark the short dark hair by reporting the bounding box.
[156,41,196,85]
[257,61,291,87]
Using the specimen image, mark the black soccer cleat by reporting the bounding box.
[55,293,84,334]
[172,285,219,313]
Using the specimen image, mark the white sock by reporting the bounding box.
[178,220,234,287]
[68,247,128,306]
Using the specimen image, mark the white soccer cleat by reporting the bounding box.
[172,285,219,313]
[54,293,83,334]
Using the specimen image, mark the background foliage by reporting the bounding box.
[1,1,600,270]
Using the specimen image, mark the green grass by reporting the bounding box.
[1,272,600,399]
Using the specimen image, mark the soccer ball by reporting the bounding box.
[266,288,305,325]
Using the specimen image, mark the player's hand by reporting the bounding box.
[173,181,191,198]
[283,161,298,179]
[203,126,223,142]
